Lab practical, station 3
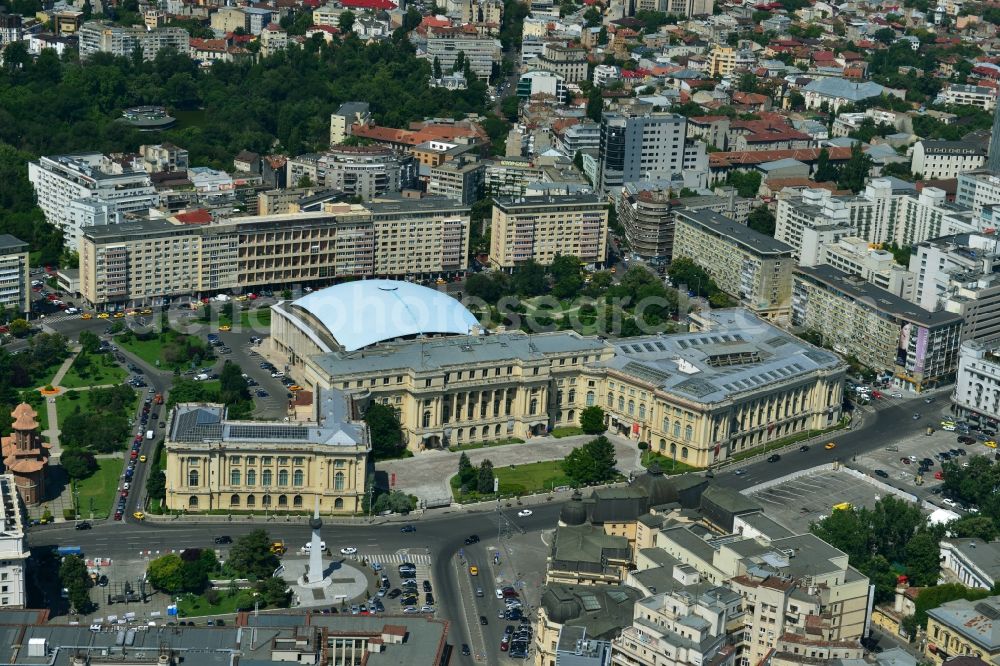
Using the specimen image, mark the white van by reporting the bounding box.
[303,541,327,552]
[194,373,209,381]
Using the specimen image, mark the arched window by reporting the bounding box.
[628,400,635,415]
[262,495,271,507]
[469,426,477,438]
[247,469,256,486]
[681,446,688,459]
[684,425,692,441]
[293,469,304,486]
[673,421,681,437]
[530,399,538,414]
[246,494,256,508]
[230,469,240,486]
[278,470,289,486]
[230,494,240,507]
[293,495,303,508]
[586,391,595,406]
[670,442,677,457]
[188,470,199,487]
[422,411,432,428]
[278,495,287,507]
[457,428,464,440]
[607,393,614,407]
[663,417,669,432]
[658,438,666,452]
[639,404,646,420]
[189,496,198,508]
[334,471,345,491]
[618,396,625,411]
[262,469,272,486]
[334,498,344,510]
[568,410,575,422]
[495,424,501,435]
[568,389,576,403]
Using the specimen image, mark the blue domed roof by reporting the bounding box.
[292,280,480,352]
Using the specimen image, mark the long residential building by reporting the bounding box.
[952,339,1000,425]
[0,235,29,316]
[78,21,190,60]
[425,28,501,79]
[274,293,846,466]
[792,264,963,391]
[673,209,795,320]
[27,153,160,248]
[489,194,608,269]
[78,198,470,307]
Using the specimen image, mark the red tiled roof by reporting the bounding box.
[175,209,213,225]
[710,146,852,167]
[340,0,397,9]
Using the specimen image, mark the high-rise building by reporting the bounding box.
[425,28,501,80]
[953,339,1000,425]
[27,153,159,248]
[0,474,27,608]
[673,209,795,320]
[0,235,29,316]
[988,99,1000,172]
[77,21,190,60]
[598,112,688,194]
[490,194,608,268]
[286,148,416,200]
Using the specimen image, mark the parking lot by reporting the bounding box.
[749,468,899,534]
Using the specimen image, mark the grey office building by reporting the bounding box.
[597,111,687,194]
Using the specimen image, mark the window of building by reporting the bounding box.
[673,421,681,437]
[247,494,256,507]
[586,391,595,406]
[247,469,256,486]
[262,469,273,486]
[628,400,635,415]
[277,456,289,466]
[188,470,199,487]
[334,471,345,491]
[684,425,692,441]
[334,498,344,510]
[608,393,614,407]
[423,411,432,428]
[189,496,199,508]
[293,469,304,486]
[230,455,241,464]
[293,495,303,508]
[618,396,625,411]
[278,470,289,486]
[230,469,241,486]
[681,447,688,459]
[293,457,304,466]
[639,404,646,420]
[247,456,256,465]
[230,494,240,507]
[262,456,272,465]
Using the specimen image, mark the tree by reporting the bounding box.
[787,91,805,110]
[837,143,873,193]
[562,436,617,485]
[219,360,250,406]
[747,205,776,236]
[373,490,416,513]
[477,458,495,494]
[667,258,714,298]
[550,255,584,299]
[227,529,280,580]
[586,87,603,123]
[500,95,519,123]
[147,553,186,593]
[579,406,607,434]
[78,330,100,354]
[458,452,476,487]
[8,319,28,338]
[511,259,546,297]
[61,449,97,480]
[257,576,291,607]
[724,170,761,198]
[597,26,608,44]
[365,403,404,460]
[433,56,442,79]
[813,147,839,182]
[948,516,999,541]
[146,468,166,501]
[452,51,466,74]
[873,27,897,44]
[465,272,508,303]
[904,531,942,586]
[60,554,93,613]
[338,10,355,32]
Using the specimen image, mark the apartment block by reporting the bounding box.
[673,209,795,320]
[909,233,1000,343]
[815,236,913,298]
[490,194,608,268]
[425,29,501,79]
[77,21,190,60]
[911,140,987,180]
[937,84,998,111]
[708,46,736,76]
[0,475,27,608]
[0,236,29,316]
[426,156,485,205]
[956,170,1000,217]
[792,265,963,391]
[27,153,159,248]
[329,102,371,146]
[533,42,588,83]
[140,143,189,174]
[952,339,1000,424]
[286,148,416,200]
[484,157,546,197]
[79,199,470,306]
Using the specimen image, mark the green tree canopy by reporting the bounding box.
[364,403,404,460]
[59,553,93,613]
[747,205,776,236]
[61,449,97,480]
[579,406,607,434]
[226,529,280,580]
[562,436,617,485]
[477,458,495,494]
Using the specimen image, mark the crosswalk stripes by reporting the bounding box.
[363,553,431,565]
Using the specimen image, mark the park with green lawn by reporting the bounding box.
[117,328,215,371]
[72,458,122,519]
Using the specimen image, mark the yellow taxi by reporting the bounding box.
[469,566,479,576]
[113,312,125,318]
[435,278,447,285]
[235,295,249,301]
[610,266,617,273]
[140,308,153,315]
[81,313,92,320]
[97,312,110,319]
[138,455,147,463]
[824,442,836,450]
[288,385,303,392]
[125,310,137,316]
[219,324,232,332]
[986,440,997,449]
[132,512,145,521]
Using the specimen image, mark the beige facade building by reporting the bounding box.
[0,235,29,316]
[792,264,963,391]
[490,194,608,269]
[164,390,369,514]
[709,46,736,76]
[78,199,470,307]
[925,596,1000,665]
[273,296,845,465]
[673,209,795,320]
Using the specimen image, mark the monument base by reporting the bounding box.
[281,557,370,609]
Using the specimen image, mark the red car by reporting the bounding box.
[500,637,510,652]
[114,511,123,521]
[934,471,945,480]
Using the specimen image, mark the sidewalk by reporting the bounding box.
[41,348,80,457]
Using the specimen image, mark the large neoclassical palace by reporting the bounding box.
[268,280,846,468]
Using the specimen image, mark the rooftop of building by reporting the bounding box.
[794,264,966,327]
[168,388,367,449]
[676,209,794,256]
[926,595,1000,650]
[550,523,630,567]
[801,77,885,100]
[918,140,988,156]
[0,234,27,252]
[540,583,643,639]
[494,193,602,209]
[941,538,1000,582]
